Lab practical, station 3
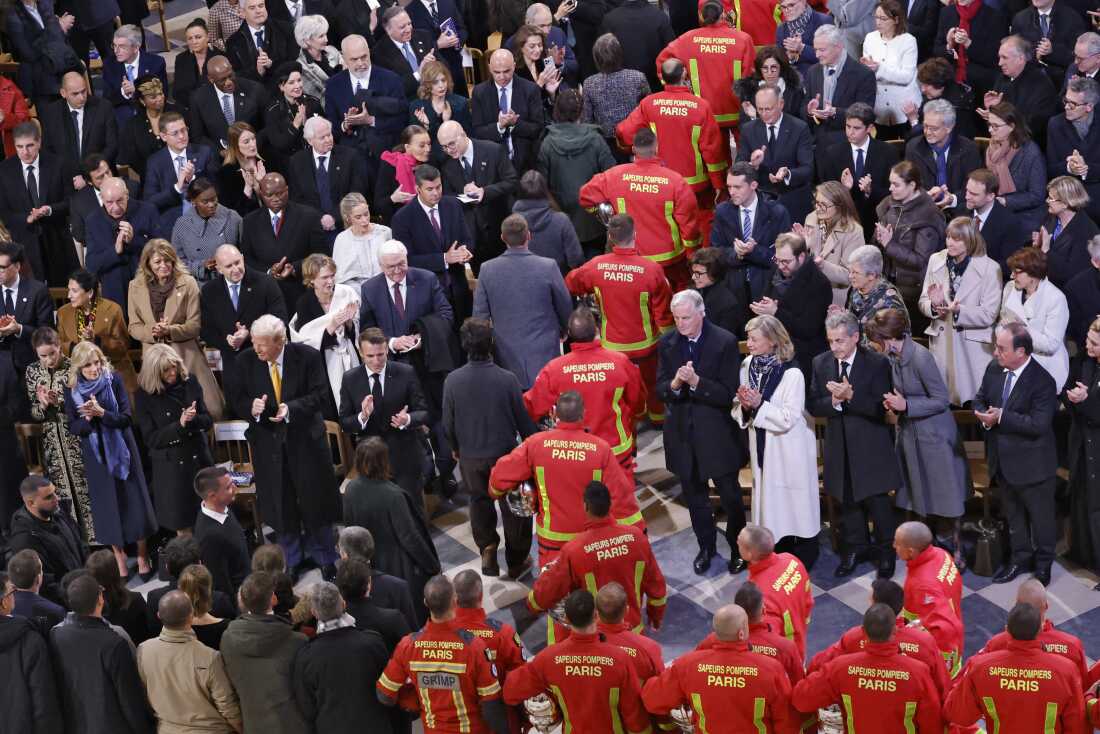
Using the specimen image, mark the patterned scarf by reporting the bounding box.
[784,7,814,39]
[72,372,131,480]
[747,354,787,467]
[75,300,97,339]
[946,255,970,301]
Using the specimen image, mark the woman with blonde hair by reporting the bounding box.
[64,341,156,578]
[918,216,1002,405]
[794,181,865,307]
[178,564,231,649]
[1035,175,1099,290]
[409,60,472,162]
[128,240,225,419]
[731,314,820,567]
[134,344,214,536]
[1065,316,1100,585]
[332,193,391,291]
[289,253,361,410]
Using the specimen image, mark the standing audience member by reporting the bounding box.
[579,34,651,157]
[470,49,546,175]
[294,14,342,101]
[1046,77,1100,223]
[843,244,909,341]
[903,99,981,212]
[1000,247,1070,392]
[49,573,155,734]
[187,56,268,154]
[736,47,808,126]
[794,182,864,307]
[511,25,566,121]
[142,112,220,234]
[373,8,436,100]
[262,62,323,176]
[332,193,390,291]
[1065,236,1100,353]
[136,591,243,734]
[983,101,1047,233]
[934,0,1008,102]
[1035,175,1099,290]
[511,170,583,274]
[41,71,118,184]
[0,241,55,374]
[216,122,265,215]
[1065,316,1100,585]
[7,476,86,601]
[225,0,298,86]
[0,569,63,734]
[861,0,920,139]
[8,549,66,628]
[984,35,1058,145]
[959,168,1026,274]
[373,124,432,224]
[334,556,412,654]
[249,545,303,624]
[103,23,169,124]
[689,248,750,339]
[173,18,225,115]
[737,84,815,223]
[118,77,173,182]
[902,57,977,140]
[409,62,474,166]
[288,116,366,236]
[775,0,833,78]
[804,24,877,146]
[4,0,80,115]
[1010,0,1087,91]
[171,179,245,283]
[177,564,233,650]
[86,549,153,645]
[84,177,160,313]
[193,467,251,600]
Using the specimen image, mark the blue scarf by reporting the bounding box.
[73,372,131,480]
[747,355,789,467]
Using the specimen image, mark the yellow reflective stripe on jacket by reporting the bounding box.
[633,561,646,618]
[691,692,708,734]
[900,607,920,623]
[1044,702,1057,734]
[378,672,402,692]
[753,697,767,734]
[611,386,633,455]
[527,589,544,612]
[477,681,501,696]
[902,701,917,734]
[421,688,436,729]
[618,197,681,263]
[982,696,1000,734]
[687,58,703,99]
[552,685,573,734]
[609,687,624,734]
[841,694,855,734]
[584,572,599,596]
[535,525,579,542]
[685,124,706,185]
[782,610,795,642]
[453,690,471,733]
[535,466,551,535]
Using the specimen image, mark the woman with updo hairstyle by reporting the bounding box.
[333,193,391,291]
[217,121,266,214]
[178,564,231,649]
[56,268,138,401]
[172,18,225,116]
[1000,246,1070,391]
[119,75,176,180]
[374,124,432,222]
[261,60,323,174]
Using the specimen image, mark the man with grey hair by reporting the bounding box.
[657,288,748,575]
[336,527,417,627]
[1046,76,1100,221]
[983,34,1058,142]
[1064,233,1100,352]
[803,23,876,144]
[103,23,167,124]
[84,175,161,310]
[230,314,341,577]
[809,309,900,578]
[902,99,981,211]
[372,7,437,98]
[289,114,366,232]
[1065,31,1100,89]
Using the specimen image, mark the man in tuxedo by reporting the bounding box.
[1046,77,1100,223]
[102,24,169,125]
[225,0,298,86]
[200,245,289,403]
[904,99,982,212]
[1063,32,1100,92]
[390,163,474,322]
[437,121,517,269]
[958,168,1026,274]
[0,122,73,286]
[983,35,1059,145]
[339,327,432,509]
[240,173,327,306]
[819,102,899,241]
[809,310,901,579]
[804,24,876,146]
[325,35,408,183]
[657,289,748,575]
[403,0,468,96]
[972,322,1059,586]
[1010,0,1086,90]
[83,177,159,312]
[470,49,545,174]
[189,56,269,151]
[142,112,220,233]
[372,7,437,100]
[288,117,366,235]
[41,72,119,186]
[711,162,792,302]
[737,84,815,224]
[0,242,55,375]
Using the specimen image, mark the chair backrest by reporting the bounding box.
[15,422,45,475]
[212,420,254,471]
[975,136,990,158]
[324,420,353,478]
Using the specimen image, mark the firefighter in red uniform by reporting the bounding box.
[377,575,509,734]
[737,524,814,660]
[617,60,728,243]
[704,0,784,46]
[945,603,1086,734]
[792,604,944,733]
[565,215,673,425]
[489,392,643,567]
[808,579,949,697]
[579,128,701,292]
[503,590,653,734]
[596,582,665,682]
[643,604,799,733]
[893,521,965,678]
[528,482,666,634]
[525,307,646,479]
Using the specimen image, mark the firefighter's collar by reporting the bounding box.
[555,420,586,431]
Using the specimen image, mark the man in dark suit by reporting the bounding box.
[41,72,119,185]
[288,117,366,234]
[225,0,298,86]
[600,0,675,91]
[711,162,792,302]
[907,0,941,62]
[83,177,160,312]
[141,112,220,233]
[736,84,815,224]
[325,35,408,183]
[437,121,517,269]
[804,24,876,146]
[819,102,900,241]
[188,56,268,151]
[1046,77,1100,223]
[8,549,66,629]
[403,0,468,96]
[102,23,169,125]
[265,0,335,25]
[334,0,390,47]
[470,49,546,174]
[359,240,454,344]
[69,155,119,248]
[958,168,1027,275]
[339,327,432,508]
[336,525,418,628]
[0,242,54,375]
[240,173,327,306]
[192,467,251,598]
[336,557,413,654]
[904,99,982,212]
[0,122,74,286]
[390,163,474,322]
[201,244,289,403]
[657,288,748,575]
[372,7,438,100]
[972,322,1059,586]
[1011,0,1087,90]
[228,314,341,571]
[983,36,1059,145]
[808,310,901,578]
[1062,32,1100,93]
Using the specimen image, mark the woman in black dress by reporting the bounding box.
[260,61,323,174]
[216,122,266,216]
[173,18,225,114]
[134,343,214,536]
[119,76,176,181]
[86,549,154,644]
[178,564,232,649]
[373,124,432,223]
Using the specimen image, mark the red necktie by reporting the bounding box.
[429,207,442,240]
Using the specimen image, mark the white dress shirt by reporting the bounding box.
[200,502,230,524]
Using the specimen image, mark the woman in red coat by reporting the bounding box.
[0,76,30,158]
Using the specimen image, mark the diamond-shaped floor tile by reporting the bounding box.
[805,594,865,662]
[961,594,1009,660]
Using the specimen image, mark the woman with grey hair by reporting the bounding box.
[294,15,343,104]
[134,343,214,535]
[333,194,392,290]
[840,243,909,344]
[580,34,650,161]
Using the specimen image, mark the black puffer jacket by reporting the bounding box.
[0,615,63,734]
[875,191,946,290]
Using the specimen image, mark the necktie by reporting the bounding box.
[430,207,442,240]
[316,155,332,212]
[498,86,508,114]
[370,372,383,405]
[221,93,235,124]
[126,64,135,82]
[461,155,473,183]
[1052,219,1064,240]
[402,42,419,72]
[229,282,240,310]
[839,360,849,381]
[855,147,865,180]
[25,164,38,207]
[289,0,300,20]
[1039,13,1049,37]
[428,0,439,22]
[767,124,776,145]
[687,338,697,362]
[393,282,406,320]
[741,207,752,241]
[254,29,265,51]
[3,288,13,316]
[175,155,185,175]
[71,110,81,156]
[272,212,282,235]
[1000,369,1014,407]
[269,362,282,402]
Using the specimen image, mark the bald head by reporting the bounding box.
[713,604,748,642]
[158,590,194,630]
[489,49,516,88]
[100,177,128,198]
[596,582,628,624]
[436,120,469,159]
[894,521,932,560]
[1016,579,1048,617]
[61,71,89,110]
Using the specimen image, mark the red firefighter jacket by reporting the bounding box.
[973,619,1087,691]
[808,617,949,696]
[697,619,805,685]
[656,23,756,128]
[598,620,665,682]
[902,545,964,678]
[748,552,814,660]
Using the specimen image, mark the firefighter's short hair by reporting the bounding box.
[564,589,596,628]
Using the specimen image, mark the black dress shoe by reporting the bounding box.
[992,563,1026,584]
[953,549,967,574]
[728,557,747,574]
[834,552,859,578]
[1033,567,1052,587]
[693,549,716,575]
[507,557,533,580]
[481,546,500,577]
[877,555,896,579]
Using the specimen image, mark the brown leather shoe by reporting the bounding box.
[481,546,500,577]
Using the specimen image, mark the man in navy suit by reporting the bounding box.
[102,24,169,125]
[804,24,876,146]
[403,0,469,96]
[1046,77,1100,223]
[469,50,545,175]
[83,178,160,313]
[372,7,439,100]
[711,162,792,302]
[957,168,1026,276]
[142,112,220,233]
[325,34,408,185]
[390,163,474,323]
[0,242,55,375]
[736,84,814,223]
[359,240,454,345]
[775,0,834,77]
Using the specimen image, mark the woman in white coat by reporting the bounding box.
[918,217,1002,405]
[860,0,921,140]
[1000,247,1070,391]
[732,315,821,568]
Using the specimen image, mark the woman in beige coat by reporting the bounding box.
[918,217,1002,406]
[793,181,865,307]
[128,240,225,419]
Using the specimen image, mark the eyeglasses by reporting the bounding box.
[773,256,797,266]
[814,200,834,210]
[986,120,1008,130]
[690,269,709,277]
[1063,97,1088,110]
[439,139,461,150]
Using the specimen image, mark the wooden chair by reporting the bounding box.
[486,32,502,53]
[885,139,906,158]
[974,136,990,159]
[813,416,842,551]
[324,420,354,478]
[148,0,170,52]
[15,422,45,475]
[212,420,263,543]
[48,287,68,311]
[464,47,484,89]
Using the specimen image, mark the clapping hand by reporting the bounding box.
[749,145,766,169]
[974,406,1001,428]
[1036,37,1052,58]
[0,314,18,336]
[151,319,170,340]
[672,360,699,390]
[1066,381,1090,404]
[78,396,105,419]
[251,394,268,419]
[1068,149,1089,177]
[180,401,198,427]
[874,222,894,246]
[882,389,907,412]
[749,296,778,316]
[768,166,790,185]
[825,377,853,406]
[228,321,249,350]
[269,402,289,422]
[360,394,375,422]
[256,48,272,76]
[733,238,756,258]
[390,404,411,428]
[392,334,420,352]
[737,384,762,409]
[859,56,879,72]
[413,106,430,126]
[270,257,292,279]
[444,242,473,265]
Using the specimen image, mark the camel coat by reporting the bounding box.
[128,274,225,419]
[57,299,139,400]
[918,252,1002,405]
[804,212,864,308]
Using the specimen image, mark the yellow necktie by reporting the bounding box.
[269,362,282,403]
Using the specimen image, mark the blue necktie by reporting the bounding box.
[401,42,419,72]
[254,29,265,51]
[316,155,332,213]
[1051,219,1064,240]
[229,282,240,311]
[498,86,508,114]
[742,207,752,241]
[176,156,192,214]
[1039,13,1050,37]
[1000,370,1014,407]
[855,148,865,180]
[271,213,281,234]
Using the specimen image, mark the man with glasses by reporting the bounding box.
[1063,31,1100,91]
[903,98,981,211]
[0,569,62,734]
[1047,77,1100,221]
[1010,0,1087,90]
[737,84,815,223]
[141,111,220,233]
[775,0,833,77]
[102,23,168,125]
